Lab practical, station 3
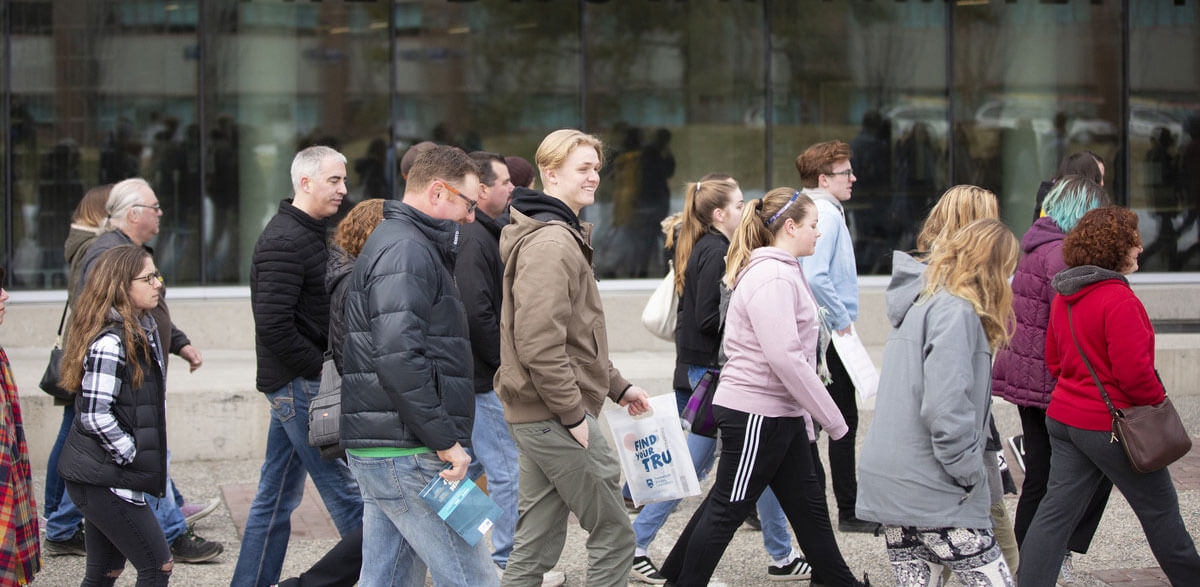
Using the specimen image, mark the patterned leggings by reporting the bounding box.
[884,526,1014,586]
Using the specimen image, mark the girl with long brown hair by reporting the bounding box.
[55,245,174,586]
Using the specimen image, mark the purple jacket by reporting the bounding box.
[991,216,1067,408]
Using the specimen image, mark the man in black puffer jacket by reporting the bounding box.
[341,146,499,585]
[233,145,364,587]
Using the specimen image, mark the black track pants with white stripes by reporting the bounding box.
[661,405,858,586]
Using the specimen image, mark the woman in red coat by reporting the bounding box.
[1018,207,1200,585]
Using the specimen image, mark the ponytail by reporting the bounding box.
[673,173,737,294]
[723,187,814,288]
[723,198,771,287]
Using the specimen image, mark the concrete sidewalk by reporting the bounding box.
[27,395,1200,586]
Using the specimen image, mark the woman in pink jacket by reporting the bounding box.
[660,188,868,587]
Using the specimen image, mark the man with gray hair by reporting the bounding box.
[48,177,223,563]
[232,145,363,587]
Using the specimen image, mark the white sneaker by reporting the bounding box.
[1058,552,1077,584]
[541,570,566,587]
[181,497,221,525]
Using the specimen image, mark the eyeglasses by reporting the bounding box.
[823,168,854,180]
[440,180,477,215]
[132,203,162,212]
[133,271,163,286]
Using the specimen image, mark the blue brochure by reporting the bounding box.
[419,471,503,547]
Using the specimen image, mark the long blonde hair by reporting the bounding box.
[59,246,155,391]
[673,174,738,294]
[724,187,814,287]
[921,218,1019,350]
[915,185,999,257]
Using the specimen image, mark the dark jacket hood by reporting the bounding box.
[509,189,580,231]
[885,251,927,327]
[1052,265,1128,298]
[65,227,100,261]
[1022,216,1065,254]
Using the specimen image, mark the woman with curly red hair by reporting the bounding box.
[1019,207,1200,584]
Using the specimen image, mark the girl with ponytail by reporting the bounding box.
[633,177,812,584]
[662,188,869,587]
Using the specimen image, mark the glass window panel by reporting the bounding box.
[951,0,1121,241]
[7,0,199,289]
[392,0,580,164]
[771,1,948,275]
[202,0,391,283]
[1130,0,1200,271]
[585,0,766,279]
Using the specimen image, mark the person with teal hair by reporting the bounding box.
[1042,176,1109,233]
[992,174,1110,578]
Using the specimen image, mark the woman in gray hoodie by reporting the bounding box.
[857,219,1019,586]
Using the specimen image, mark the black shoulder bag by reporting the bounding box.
[39,300,75,402]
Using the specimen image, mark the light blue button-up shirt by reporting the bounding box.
[799,187,859,331]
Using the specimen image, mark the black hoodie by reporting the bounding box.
[509,188,581,231]
[454,208,507,393]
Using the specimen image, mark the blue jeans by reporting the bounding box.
[46,450,188,544]
[231,377,364,587]
[467,391,519,568]
[44,403,74,518]
[348,452,499,587]
[632,365,792,560]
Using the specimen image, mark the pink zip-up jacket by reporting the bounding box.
[714,247,848,441]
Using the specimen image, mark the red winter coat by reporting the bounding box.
[1044,267,1163,431]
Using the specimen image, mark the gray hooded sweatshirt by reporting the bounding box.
[855,251,994,529]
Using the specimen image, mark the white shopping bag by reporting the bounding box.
[605,394,702,507]
[831,325,879,401]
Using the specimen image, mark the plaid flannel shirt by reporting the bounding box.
[1,348,41,585]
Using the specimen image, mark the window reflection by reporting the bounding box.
[7,0,200,287]
[771,1,948,274]
[586,0,764,279]
[2,0,1199,289]
[1130,1,1200,271]
[202,0,390,282]
[952,1,1121,239]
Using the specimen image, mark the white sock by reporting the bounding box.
[772,548,799,567]
[635,547,648,558]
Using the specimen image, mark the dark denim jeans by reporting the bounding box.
[230,377,363,587]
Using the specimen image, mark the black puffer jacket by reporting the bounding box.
[453,209,505,393]
[250,199,330,393]
[58,322,168,496]
[325,245,355,374]
[676,230,729,367]
[340,201,474,451]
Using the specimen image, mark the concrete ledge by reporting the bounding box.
[6,282,1200,464]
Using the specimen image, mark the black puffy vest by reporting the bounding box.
[57,327,168,496]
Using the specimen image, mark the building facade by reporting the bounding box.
[2,0,1198,288]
